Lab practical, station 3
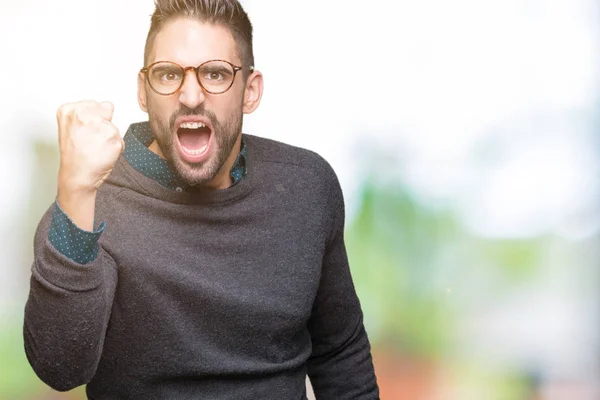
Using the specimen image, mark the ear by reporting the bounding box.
[242,69,263,114]
[137,72,148,113]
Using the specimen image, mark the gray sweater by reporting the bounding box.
[24,133,379,399]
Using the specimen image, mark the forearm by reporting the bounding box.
[308,314,378,400]
[306,239,379,399]
[56,176,98,232]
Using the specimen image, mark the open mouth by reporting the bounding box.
[176,121,212,161]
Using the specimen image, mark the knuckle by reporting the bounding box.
[57,102,73,119]
[75,112,91,125]
[87,115,103,124]
[75,100,99,116]
[79,100,99,108]
[109,127,121,142]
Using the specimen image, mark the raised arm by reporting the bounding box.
[23,100,124,391]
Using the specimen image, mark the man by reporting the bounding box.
[23,0,379,398]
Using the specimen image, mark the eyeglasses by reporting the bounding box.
[140,59,254,96]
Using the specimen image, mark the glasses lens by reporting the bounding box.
[148,62,184,95]
[197,61,235,94]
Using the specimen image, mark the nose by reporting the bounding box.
[178,69,206,109]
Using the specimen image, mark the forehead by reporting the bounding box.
[150,18,239,66]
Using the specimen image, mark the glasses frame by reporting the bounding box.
[140,59,254,96]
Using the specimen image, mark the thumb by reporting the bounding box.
[98,101,114,121]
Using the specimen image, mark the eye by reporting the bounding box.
[150,65,183,83]
[158,70,181,82]
[160,71,182,82]
[204,70,225,81]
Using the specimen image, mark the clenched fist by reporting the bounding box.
[56,100,125,231]
[57,100,124,192]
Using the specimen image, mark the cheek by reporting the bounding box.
[212,91,245,119]
[148,96,177,120]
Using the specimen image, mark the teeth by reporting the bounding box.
[180,122,206,129]
[183,144,208,156]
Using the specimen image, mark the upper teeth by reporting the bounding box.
[180,122,206,129]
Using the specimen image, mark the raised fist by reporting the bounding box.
[56,100,124,194]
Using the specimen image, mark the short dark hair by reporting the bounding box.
[144,0,254,73]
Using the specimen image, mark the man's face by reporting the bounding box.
[138,19,246,188]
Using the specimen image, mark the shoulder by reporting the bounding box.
[243,133,340,188]
[244,134,345,230]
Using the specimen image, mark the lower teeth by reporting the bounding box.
[185,145,208,155]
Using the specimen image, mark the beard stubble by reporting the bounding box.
[147,103,242,187]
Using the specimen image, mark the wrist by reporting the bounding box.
[57,168,99,196]
[56,179,98,232]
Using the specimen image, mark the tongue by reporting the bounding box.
[178,129,210,151]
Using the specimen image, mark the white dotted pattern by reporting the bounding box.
[48,202,105,264]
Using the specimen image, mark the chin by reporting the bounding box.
[171,151,222,187]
